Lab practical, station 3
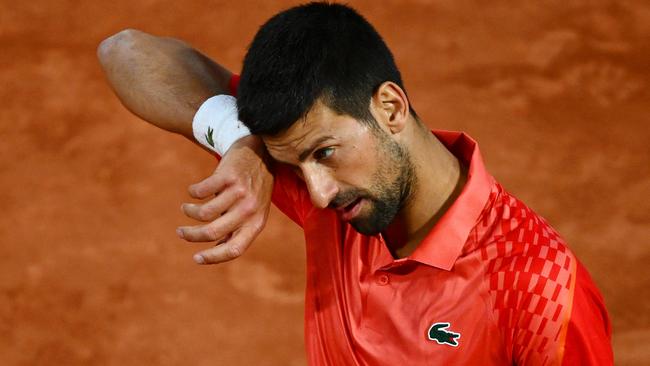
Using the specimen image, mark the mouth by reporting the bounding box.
[337,198,363,221]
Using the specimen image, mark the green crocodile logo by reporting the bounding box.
[205,126,215,148]
[428,322,460,347]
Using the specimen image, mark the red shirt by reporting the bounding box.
[269,130,612,365]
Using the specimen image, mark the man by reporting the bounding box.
[98,3,612,365]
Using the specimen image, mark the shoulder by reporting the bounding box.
[477,185,573,277]
[477,186,577,363]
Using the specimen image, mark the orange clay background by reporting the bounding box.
[1,1,648,365]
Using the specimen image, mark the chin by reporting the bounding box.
[350,222,382,236]
[350,197,401,235]
[350,213,393,236]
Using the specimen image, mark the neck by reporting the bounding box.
[383,122,467,258]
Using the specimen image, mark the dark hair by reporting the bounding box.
[237,2,415,135]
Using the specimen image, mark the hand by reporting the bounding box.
[177,135,273,264]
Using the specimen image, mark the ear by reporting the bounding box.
[370,81,410,134]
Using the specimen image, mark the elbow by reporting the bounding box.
[97,28,144,68]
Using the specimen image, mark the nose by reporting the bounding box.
[302,165,338,209]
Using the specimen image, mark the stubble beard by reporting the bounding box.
[347,130,416,235]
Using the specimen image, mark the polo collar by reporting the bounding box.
[375,130,494,272]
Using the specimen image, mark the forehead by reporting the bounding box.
[262,100,368,163]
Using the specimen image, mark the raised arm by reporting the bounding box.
[97,29,232,139]
[97,29,273,265]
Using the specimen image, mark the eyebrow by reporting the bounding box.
[298,136,335,162]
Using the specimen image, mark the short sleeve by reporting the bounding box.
[559,261,613,365]
[490,247,612,366]
[482,189,612,365]
[270,162,313,227]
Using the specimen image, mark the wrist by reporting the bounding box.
[192,94,252,156]
[230,134,264,151]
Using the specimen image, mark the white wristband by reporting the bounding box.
[192,95,252,156]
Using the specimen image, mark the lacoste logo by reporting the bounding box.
[205,126,215,148]
[427,322,460,347]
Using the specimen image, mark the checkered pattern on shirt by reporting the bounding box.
[472,184,575,366]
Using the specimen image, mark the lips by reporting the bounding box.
[338,198,362,221]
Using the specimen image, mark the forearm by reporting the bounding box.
[98,30,275,266]
[97,29,232,139]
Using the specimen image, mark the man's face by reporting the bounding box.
[263,100,414,235]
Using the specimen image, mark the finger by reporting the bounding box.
[181,188,241,222]
[188,173,232,199]
[176,209,242,242]
[193,227,257,265]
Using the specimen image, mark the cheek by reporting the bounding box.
[337,142,382,188]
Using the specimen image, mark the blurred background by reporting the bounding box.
[1,0,648,365]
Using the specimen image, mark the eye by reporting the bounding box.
[313,147,334,161]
